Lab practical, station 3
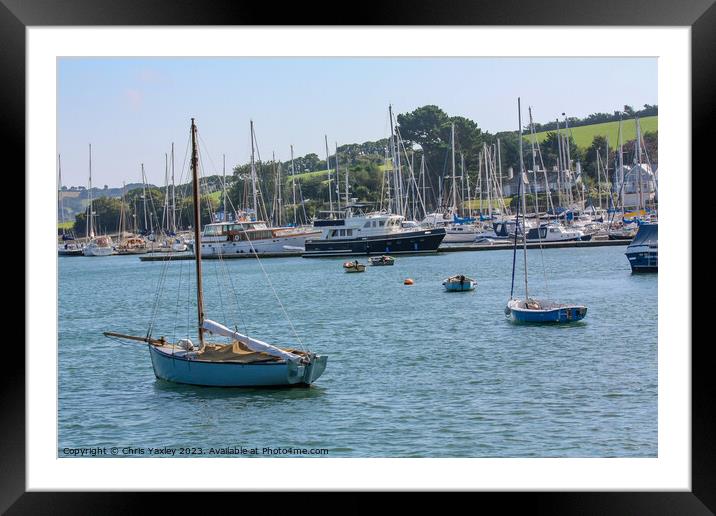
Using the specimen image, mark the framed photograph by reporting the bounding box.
[8,0,707,512]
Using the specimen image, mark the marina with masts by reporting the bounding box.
[58,101,657,269]
[53,56,663,462]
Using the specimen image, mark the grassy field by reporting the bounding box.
[58,221,74,230]
[525,115,657,149]
[287,166,385,186]
[464,198,511,210]
[285,169,333,184]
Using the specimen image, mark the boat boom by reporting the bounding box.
[202,319,303,362]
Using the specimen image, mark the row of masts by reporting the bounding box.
[62,111,655,239]
[64,120,313,239]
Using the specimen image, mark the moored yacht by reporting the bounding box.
[83,235,114,256]
[303,204,446,257]
[116,236,148,255]
[443,222,480,243]
[625,222,657,272]
[58,241,84,256]
[525,223,587,243]
[199,218,321,256]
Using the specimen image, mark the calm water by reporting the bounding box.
[58,245,657,457]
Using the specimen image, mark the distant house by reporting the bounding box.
[612,163,657,208]
[501,167,578,197]
[59,190,81,200]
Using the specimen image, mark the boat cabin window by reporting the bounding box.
[379,221,386,227]
[364,221,372,228]
[204,225,225,236]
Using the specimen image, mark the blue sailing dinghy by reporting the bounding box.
[505,299,587,323]
[104,118,327,387]
[505,99,588,325]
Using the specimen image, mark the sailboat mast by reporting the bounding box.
[464,155,472,218]
[141,164,148,232]
[58,154,64,228]
[596,147,602,210]
[290,145,297,225]
[518,98,529,300]
[118,181,125,238]
[164,153,169,232]
[190,118,205,348]
[460,153,465,218]
[171,142,176,232]
[277,158,282,226]
[344,157,349,208]
[451,122,457,215]
[250,120,258,220]
[484,143,491,219]
[387,105,395,214]
[420,154,426,216]
[334,142,341,213]
[88,144,94,239]
[564,114,572,205]
[223,153,227,222]
[636,116,643,210]
[497,139,503,207]
[478,152,483,217]
[618,114,625,212]
[322,135,333,216]
[528,106,539,214]
[604,136,609,212]
[394,112,404,217]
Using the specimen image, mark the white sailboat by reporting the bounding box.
[83,144,114,257]
[58,153,84,256]
[104,118,327,387]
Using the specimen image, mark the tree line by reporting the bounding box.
[65,103,658,234]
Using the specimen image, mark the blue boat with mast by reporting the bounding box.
[505,98,588,324]
[104,118,327,387]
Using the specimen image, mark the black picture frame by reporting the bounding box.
[6,0,705,513]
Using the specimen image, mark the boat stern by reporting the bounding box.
[287,354,328,385]
[301,354,328,385]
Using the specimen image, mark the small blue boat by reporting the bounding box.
[148,336,327,387]
[442,274,476,292]
[505,98,588,325]
[625,223,657,272]
[505,299,587,323]
[103,118,328,388]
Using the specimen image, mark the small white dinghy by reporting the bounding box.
[442,274,476,292]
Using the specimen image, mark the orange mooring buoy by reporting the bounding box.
[404,278,414,285]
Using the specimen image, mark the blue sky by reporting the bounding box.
[57,57,656,188]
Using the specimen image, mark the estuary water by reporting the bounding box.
[58,245,657,457]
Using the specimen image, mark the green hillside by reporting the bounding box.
[286,166,384,186]
[525,115,657,149]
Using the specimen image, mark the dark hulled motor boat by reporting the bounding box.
[303,203,445,258]
[625,223,657,272]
